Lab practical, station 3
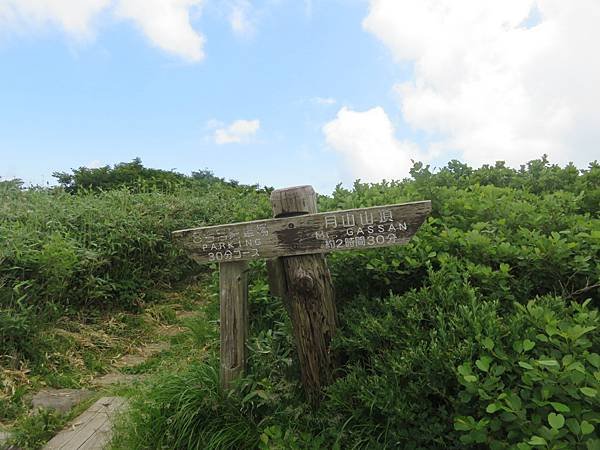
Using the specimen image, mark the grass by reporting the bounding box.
[6,395,99,449]
[2,159,598,449]
[0,279,211,449]
[111,362,261,450]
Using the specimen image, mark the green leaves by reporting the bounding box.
[454,297,600,449]
[547,413,565,430]
[580,387,597,398]
[587,353,600,368]
[537,359,559,367]
[476,356,493,372]
[4,157,599,450]
[581,421,595,435]
[454,416,476,431]
[504,393,522,412]
[549,402,570,413]
[523,340,535,351]
[482,337,495,351]
[528,436,547,446]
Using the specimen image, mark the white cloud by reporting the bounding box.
[228,0,254,37]
[333,0,600,176]
[323,107,423,182]
[114,0,205,61]
[0,0,206,62]
[0,0,110,39]
[214,119,260,144]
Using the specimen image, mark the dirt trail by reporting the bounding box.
[1,303,203,449]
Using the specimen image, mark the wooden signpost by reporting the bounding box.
[173,186,431,401]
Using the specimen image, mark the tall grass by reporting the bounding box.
[112,362,261,450]
[0,181,271,357]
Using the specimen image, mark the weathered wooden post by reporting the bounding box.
[172,194,431,395]
[219,261,248,389]
[269,186,337,402]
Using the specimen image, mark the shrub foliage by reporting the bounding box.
[1,157,599,449]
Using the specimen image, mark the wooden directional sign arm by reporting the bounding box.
[172,194,431,399]
[172,200,432,264]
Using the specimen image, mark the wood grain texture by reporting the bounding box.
[270,186,338,404]
[283,254,337,404]
[219,261,248,389]
[43,397,127,450]
[173,200,432,264]
[266,258,287,300]
[270,185,316,217]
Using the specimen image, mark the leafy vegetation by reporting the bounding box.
[1,157,599,449]
[0,167,271,360]
[52,157,236,194]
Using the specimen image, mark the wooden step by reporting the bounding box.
[43,397,128,450]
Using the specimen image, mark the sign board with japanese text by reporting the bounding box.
[172,200,431,264]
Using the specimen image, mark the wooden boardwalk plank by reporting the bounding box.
[43,397,128,450]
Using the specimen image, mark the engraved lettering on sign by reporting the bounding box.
[379,210,393,223]
[173,201,431,263]
[359,212,374,226]
[325,216,337,229]
[341,213,355,227]
[312,217,412,251]
[256,224,269,236]
[227,230,240,241]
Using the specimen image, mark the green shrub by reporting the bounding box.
[0,178,271,357]
[3,157,599,448]
[320,263,497,449]
[455,298,600,449]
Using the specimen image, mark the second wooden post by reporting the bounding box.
[269,186,337,403]
[220,260,248,389]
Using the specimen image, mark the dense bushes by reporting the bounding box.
[455,298,600,449]
[52,158,233,194]
[105,157,599,449]
[324,171,599,307]
[0,176,271,357]
[323,273,599,449]
[2,157,599,448]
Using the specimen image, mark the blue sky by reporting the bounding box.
[1,1,598,194]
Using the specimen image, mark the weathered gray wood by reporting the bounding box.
[173,200,432,264]
[270,185,317,217]
[219,261,249,389]
[266,187,319,309]
[266,258,287,299]
[43,397,128,450]
[270,186,338,404]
